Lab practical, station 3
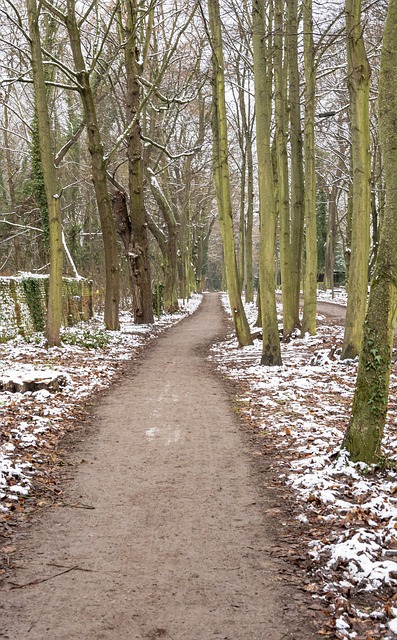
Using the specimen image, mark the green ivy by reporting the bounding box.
[364,324,389,418]
[0,276,93,341]
[152,283,164,317]
[61,328,110,349]
[22,278,45,332]
[30,116,49,250]
[43,276,50,306]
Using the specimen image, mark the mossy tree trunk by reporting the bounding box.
[65,0,120,330]
[341,0,371,359]
[208,0,252,347]
[275,0,293,340]
[27,0,63,347]
[343,0,397,464]
[287,0,304,329]
[370,157,380,274]
[238,142,246,296]
[344,179,353,284]
[235,55,255,303]
[122,0,154,324]
[252,0,282,365]
[301,0,317,336]
[146,169,179,313]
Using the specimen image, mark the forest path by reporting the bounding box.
[0,293,317,640]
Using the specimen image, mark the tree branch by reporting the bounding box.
[141,134,201,160]
[55,122,85,166]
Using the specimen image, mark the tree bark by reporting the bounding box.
[65,0,120,330]
[208,0,252,347]
[3,101,21,272]
[302,0,317,336]
[343,0,397,464]
[324,184,337,293]
[245,126,255,303]
[287,0,304,328]
[341,0,371,359]
[122,0,154,324]
[235,58,254,303]
[275,0,293,339]
[27,0,63,347]
[252,0,282,365]
[146,169,179,313]
[238,146,247,295]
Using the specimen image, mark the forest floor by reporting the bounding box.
[215,295,397,640]
[0,293,319,640]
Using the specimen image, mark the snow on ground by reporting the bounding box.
[3,288,396,637]
[0,295,202,523]
[316,288,348,306]
[211,292,397,640]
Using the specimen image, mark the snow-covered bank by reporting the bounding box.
[212,294,397,640]
[317,288,348,306]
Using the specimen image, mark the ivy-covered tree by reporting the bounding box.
[343,0,397,463]
[27,0,63,347]
[341,0,371,360]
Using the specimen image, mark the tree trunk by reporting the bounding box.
[252,0,282,365]
[343,0,397,463]
[27,0,63,347]
[3,102,21,272]
[245,127,255,303]
[208,0,252,347]
[235,58,255,303]
[341,0,371,359]
[66,0,120,330]
[324,184,337,292]
[275,0,293,339]
[122,0,154,324]
[238,148,247,295]
[344,179,353,286]
[287,0,304,328]
[302,0,317,336]
[146,169,179,313]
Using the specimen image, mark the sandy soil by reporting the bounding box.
[0,293,318,640]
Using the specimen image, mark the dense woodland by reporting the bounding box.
[1,0,397,463]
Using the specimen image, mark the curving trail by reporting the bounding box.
[0,293,317,640]
[316,300,346,322]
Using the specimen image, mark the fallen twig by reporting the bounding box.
[56,501,95,509]
[10,565,81,589]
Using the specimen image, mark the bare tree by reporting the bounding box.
[26,0,63,345]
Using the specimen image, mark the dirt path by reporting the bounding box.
[316,300,346,322]
[0,293,317,640]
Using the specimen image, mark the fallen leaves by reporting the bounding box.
[213,294,397,640]
[0,298,202,556]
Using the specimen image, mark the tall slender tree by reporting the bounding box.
[120,0,154,324]
[343,0,397,463]
[287,0,304,329]
[252,0,282,365]
[341,0,371,359]
[302,0,317,336]
[207,0,252,347]
[63,0,120,330]
[274,0,294,339]
[27,0,63,346]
